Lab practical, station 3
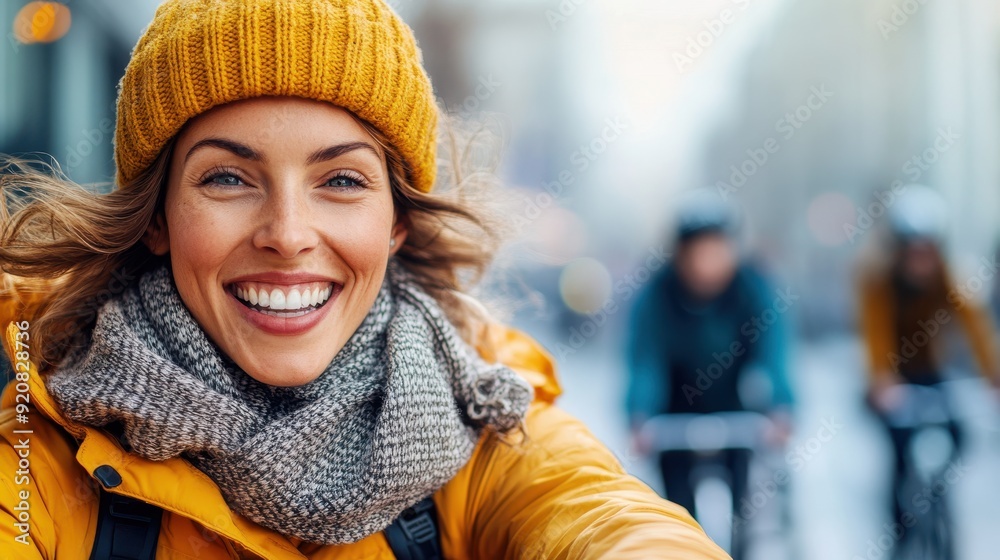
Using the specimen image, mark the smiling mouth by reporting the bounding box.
[227,281,340,318]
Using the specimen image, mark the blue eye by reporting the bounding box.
[209,174,243,186]
[199,167,246,187]
[324,172,368,190]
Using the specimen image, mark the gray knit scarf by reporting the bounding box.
[45,260,533,544]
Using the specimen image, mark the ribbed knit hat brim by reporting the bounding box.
[114,0,438,192]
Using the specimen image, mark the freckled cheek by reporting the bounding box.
[166,201,243,303]
[323,207,393,282]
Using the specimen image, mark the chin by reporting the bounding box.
[243,360,329,387]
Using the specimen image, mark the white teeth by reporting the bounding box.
[233,283,335,312]
[270,289,286,310]
[286,289,302,310]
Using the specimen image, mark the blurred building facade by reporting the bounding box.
[4,0,1000,335]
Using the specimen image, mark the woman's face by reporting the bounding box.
[147,96,406,386]
[899,238,942,289]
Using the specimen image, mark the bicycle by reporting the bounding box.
[878,383,960,560]
[638,411,787,559]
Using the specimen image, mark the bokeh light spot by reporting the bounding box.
[560,257,613,314]
[13,2,72,45]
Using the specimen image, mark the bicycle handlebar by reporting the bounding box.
[880,383,955,430]
[638,411,775,453]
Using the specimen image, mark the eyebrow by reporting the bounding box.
[184,138,381,165]
[185,138,261,163]
[305,141,381,165]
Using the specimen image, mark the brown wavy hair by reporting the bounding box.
[0,108,506,370]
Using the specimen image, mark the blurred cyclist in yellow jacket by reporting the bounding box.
[858,185,1000,555]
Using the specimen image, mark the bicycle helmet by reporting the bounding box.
[887,185,948,243]
[675,189,739,242]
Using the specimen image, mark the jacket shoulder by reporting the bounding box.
[446,401,728,559]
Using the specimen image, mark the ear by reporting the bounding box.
[389,214,409,256]
[142,213,170,256]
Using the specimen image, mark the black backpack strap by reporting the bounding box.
[90,486,163,559]
[384,496,442,560]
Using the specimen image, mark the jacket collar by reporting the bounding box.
[3,319,561,557]
[3,322,308,559]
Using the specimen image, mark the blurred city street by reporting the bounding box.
[6,0,1000,557]
[518,320,1000,560]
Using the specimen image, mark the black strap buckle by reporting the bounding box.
[384,497,442,560]
[397,499,437,544]
[90,489,163,560]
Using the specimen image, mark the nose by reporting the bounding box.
[252,183,320,259]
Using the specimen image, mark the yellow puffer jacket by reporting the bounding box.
[0,306,728,559]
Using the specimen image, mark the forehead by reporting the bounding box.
[685,233,732,250]
[175,96,380,154]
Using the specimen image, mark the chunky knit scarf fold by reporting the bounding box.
[45,260,533,544]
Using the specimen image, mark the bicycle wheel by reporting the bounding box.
[928,490,954,560]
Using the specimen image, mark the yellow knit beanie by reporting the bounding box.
[113,0,438,192]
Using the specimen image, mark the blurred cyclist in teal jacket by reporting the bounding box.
[626,192,795,557]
